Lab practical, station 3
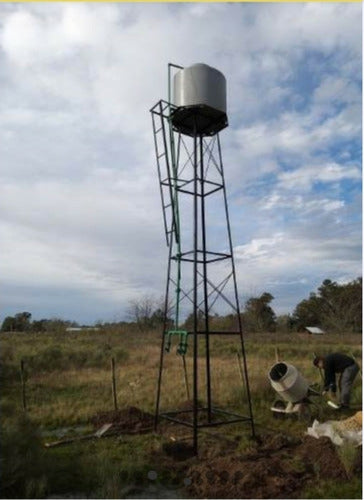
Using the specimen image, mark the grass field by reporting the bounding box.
[0,328,362,498]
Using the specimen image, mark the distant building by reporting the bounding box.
[66,327,100,332]
[305,326,325,335]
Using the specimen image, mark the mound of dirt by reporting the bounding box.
[90,406,154,433]
[184,434,351,499]
[185,454,304,499]
[295,435,348,480]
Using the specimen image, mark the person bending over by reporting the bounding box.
[313,352,359,409]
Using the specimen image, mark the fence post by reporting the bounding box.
[20,359,27,411]
[111,357,118,411]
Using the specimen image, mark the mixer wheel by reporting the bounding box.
[271,399,286,419]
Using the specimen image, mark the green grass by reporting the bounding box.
[303,478,362,499]
[0,329,362,498]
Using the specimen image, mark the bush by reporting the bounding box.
[0,359,18,386]
[23,345,129,372]
[0,403,47,498]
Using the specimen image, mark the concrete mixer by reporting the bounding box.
[268,362,327,421]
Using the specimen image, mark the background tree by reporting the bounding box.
[276,314,294,333]
[291,293,322,331]
[183,310,205,331]
[30,319,47,333]
[1,312,32,332]
[292,277,362,333]
[127,295,171,331]
[42,319,76,333]
[243,292,276,333]
[14,312,32,331]
[1,316,16,332]
[127,296,155,330]
[209,313,238,332]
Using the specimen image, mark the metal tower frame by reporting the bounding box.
[150,64,255,455]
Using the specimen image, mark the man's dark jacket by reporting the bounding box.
[323,352,355,392]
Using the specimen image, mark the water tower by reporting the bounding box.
[150,63,255,454]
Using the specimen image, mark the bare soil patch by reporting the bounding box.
[89,406,361,498]
[295,435,348,480]
[183,434,359,498]
[90,406,154,433]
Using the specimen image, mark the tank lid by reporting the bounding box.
[188,62,225,76]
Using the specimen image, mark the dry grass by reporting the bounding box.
[0,329,361,428]
[0,329,362,499]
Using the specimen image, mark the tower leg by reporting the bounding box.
[154,231,174,431]
[192,125,199,455]
[200,135,212,423]
[218,134,256,439]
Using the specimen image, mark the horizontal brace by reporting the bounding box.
[171,256,230,264]
[150,99,177,116]
[150,109,170,120]
[158,415,195,428]
[159,415,250,429]
[161,180,192,190]
[187,331,242,335]
[210,407,251,420]
[197,418,252,428]
[158,409,252,429]
[175,188,202,197]
[173,250,230,258]
[205,255,231,263]
[204,185,224,197]
[175,188,224,198]
[202,250,231,257]
[161,407,207,416]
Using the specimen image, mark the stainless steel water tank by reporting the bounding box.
[171,63,228,137]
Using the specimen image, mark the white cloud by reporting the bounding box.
[0,2,361,321]
[233,231,361,309]
[277,162,360,191]
[260,193,345,214]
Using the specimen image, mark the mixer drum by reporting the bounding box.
[269,362,310,403]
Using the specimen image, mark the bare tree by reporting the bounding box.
[127,295,157,331]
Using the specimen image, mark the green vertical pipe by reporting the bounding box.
[182,355,190,400]
[168,64,182,330]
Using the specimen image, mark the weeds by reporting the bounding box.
[0,329,361,498]
[337,442,361,478]
[303,477,362,499]
[22,344,129,373]
[0,402,47,498]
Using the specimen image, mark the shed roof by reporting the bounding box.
[305,326,325,334]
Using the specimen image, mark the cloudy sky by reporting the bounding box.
[0,2,361,324]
